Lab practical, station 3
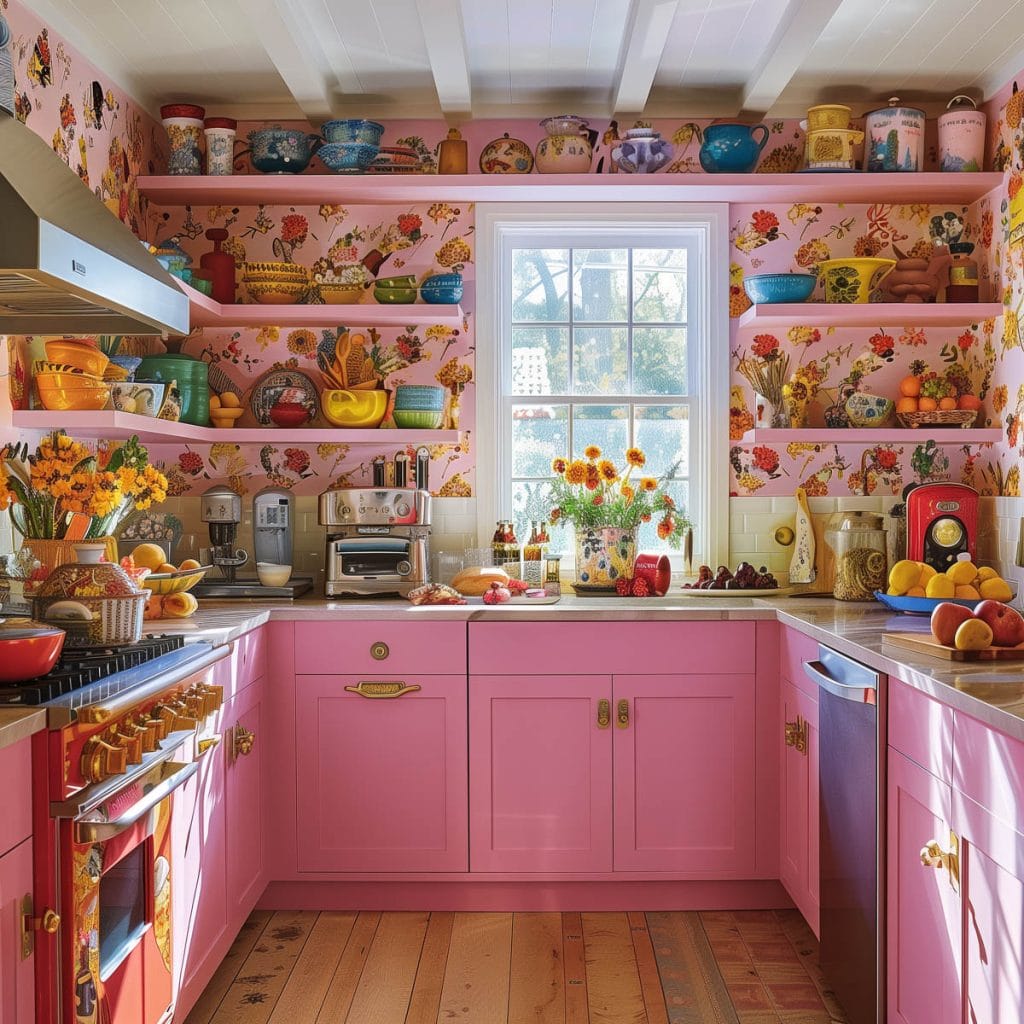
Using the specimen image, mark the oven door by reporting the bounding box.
[54,749,207,1024]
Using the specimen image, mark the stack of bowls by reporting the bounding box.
[242,260,309,304]
[803,104,862,171]
[393,385,446,429]
[374,274,417,304]
[320,119,384,174]
[314,262,367,304]
[420,272,464,304]
[45,339,109,377]
[34,366,109,411]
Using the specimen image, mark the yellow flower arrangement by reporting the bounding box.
[548,445,690,545]
[1,431,169,540]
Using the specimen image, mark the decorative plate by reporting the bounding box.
[248,367,319,426]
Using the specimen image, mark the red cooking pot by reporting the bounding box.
[0,622,66,682]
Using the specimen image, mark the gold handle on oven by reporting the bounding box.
[344,681,421,698]
[81,737,128,784]
[20,895,60,958]
[597,699,611,729]
[920,830,960,892]
[617,699,630,729]
[197,734,221,757]
[231,724,255,760]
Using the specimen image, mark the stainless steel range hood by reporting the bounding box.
[0,112,189,336]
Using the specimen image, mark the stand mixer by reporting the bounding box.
[200,483,249,582]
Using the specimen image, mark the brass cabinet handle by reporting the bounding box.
[197,734,222,758]
[21,895,59,958]
[344,681,421,699]
[597,699,610,729]
[617,699,630,729]
[231,724,255,761]
[920,830,960,892]
[784,716,808,755]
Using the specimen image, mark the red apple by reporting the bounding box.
[930,602,976,647]
[973,600,1024,647]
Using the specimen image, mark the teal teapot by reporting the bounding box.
[698,121,770,173]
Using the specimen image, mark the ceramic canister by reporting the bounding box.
[938,95,986,172]
[161,103,206,175]
[863,97,926,172]
[204,117,237,175]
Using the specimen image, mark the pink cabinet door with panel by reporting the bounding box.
[887,748,961,1024]
[779,677,820,935]
[295,675,467,872]
[0,838,34,1024]
[612,674,757,874]
[955,787,1024,1024]
[225,678,266,922]
[470,675,612,873]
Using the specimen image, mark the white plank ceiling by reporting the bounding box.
[25,0,1024,122]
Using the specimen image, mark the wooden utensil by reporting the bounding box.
[882,632,1024,661]
[334,330,352,388]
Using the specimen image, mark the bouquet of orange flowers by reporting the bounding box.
[548,445,690,545]
[0,432,168,540]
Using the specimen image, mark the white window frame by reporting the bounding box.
[476,203,730,571]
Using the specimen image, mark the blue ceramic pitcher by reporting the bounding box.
[698,122,770,173]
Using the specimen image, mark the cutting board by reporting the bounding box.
[882,632,1024,661]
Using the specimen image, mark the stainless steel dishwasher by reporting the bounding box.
[803,645,886,1024]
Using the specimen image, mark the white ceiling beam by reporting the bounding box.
[244,0,335,122]
[740,0,843,115]
[613,0,680,114]
[415,0,472,115]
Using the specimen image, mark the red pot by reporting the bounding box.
[0,624,66,682]
[269,401,311,428]
[633,553,671,596]
[160,103,206,120]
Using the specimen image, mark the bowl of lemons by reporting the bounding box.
[875,557,1016,614]
[209,390,244,428]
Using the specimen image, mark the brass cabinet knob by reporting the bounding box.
[113,731,143,765]
[920,831,960,892]
[81,738,128,784]
[617,699,630,729]
[231,723,255,760]
[596,699,611,729]
[784,716,808,755]
[40,910,60,933]
[370,641,390,660]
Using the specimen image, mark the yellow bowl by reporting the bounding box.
[36,369,104,390]
[806,104,852,131]
[244,261,309,279]
[319,285,364,304]
[818,258,896,303]
[142,566,210,595]
[44,340,109,377]
[321,388,389,428]
[37,382,109,411]
[246,280,307,304]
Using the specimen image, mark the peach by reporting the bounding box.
[931,602,976,646]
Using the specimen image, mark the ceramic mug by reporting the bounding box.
[110,381,165,417]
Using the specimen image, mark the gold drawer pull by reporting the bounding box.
[920,830,960,892]
[597,699,610,729]
[345,681,421,699]
[370,641,390,660]
[785,716,808,755]
[617,699,630,729]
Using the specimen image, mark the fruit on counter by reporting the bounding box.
[615,576,652,596]
[979,576,1014,602]
[955,617,994,651]
[180,559,202,571]
[925,574,955,599]
[886,558,1014,600]
[450,566,510,596]
[888,560,921,593]
[162,592,199,617]
[930,602,976,646]
[143,594,164,620]
[130,543,168,572]
[973,600,1024,647]
[482,581,512,604]
[682,562,779,590]
[946,559,978,585]
[118,555,152,585]
[406,583,466,605]
[954,585,981,600]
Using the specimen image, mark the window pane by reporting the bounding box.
[511,480,556,535]
[633,270,686,323]
[635,480,690,552]
[512,328,568,394]
[512,249,569,321]
[512,404,568,476]
[571,405,629,459]
[572,249,628,322]
[635,248,688,272]
[573,327,628,395]
[633,327,687,395]
[635,406,689,477]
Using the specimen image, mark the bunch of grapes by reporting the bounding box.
[919,372,953,401]
[682,562,779,591]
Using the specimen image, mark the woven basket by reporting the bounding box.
[19,537,119,575]
[33,592,147,647]
[897,410,978,429]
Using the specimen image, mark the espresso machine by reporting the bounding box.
[193,484,313,598]
[905,482,979,571]
[319,487,432,597]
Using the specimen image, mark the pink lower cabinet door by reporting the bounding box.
[779,678,820,935]
[954,787,1024,1023]
[887,748,961,1023]
[224,679,266,920]
[295,675,467,872]
[470,675,613,873]
[612,674,756,873]
[0,839,34,1024]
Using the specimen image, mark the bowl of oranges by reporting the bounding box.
[894,368,981,428]
[128,542,210,595]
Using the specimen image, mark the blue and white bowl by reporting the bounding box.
[321,119,385,146]
[742,273,817,304]
[319,141,380,174]
[394,384,446,411]
[420,273,464,304]
[247,127,321,174]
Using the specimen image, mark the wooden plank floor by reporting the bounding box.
[186,909,847,1024]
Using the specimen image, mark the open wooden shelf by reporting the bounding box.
[11,410,460,446]
[737,302,1003,330]
[179,280,463,330]
[138,171,1005,207]
[741,427,1001,445]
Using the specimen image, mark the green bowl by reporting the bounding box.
[374,287,417,304]
[393,409,444,429]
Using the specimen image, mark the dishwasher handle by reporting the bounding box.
[803,659,877,704]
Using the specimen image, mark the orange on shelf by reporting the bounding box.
[896,396,919,414]
[918,396,938,411]
[899,374,922,397]
[958,394,982,410]
[938,396,958,410]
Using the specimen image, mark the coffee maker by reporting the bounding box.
[193,484,312,598]
[906,482,979,571]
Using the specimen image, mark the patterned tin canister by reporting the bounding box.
[863,97,926,172]
[938,95,986,172]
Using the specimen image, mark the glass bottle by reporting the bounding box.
[827,511,888,601]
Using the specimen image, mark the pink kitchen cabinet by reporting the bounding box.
[294,673,468,872]
[0,838,35,1024]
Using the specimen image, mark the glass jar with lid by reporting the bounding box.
[826,511,888,601]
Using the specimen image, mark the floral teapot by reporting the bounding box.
[535,114,593,174]
[612,126,674,173]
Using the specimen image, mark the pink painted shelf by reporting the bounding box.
[138,172,1004,207]
[741,427,1001,444]
[738,302,1003,330]
[11,410,460,446]
[179,280,463,330]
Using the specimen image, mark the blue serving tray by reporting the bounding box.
[874,588,1017,616]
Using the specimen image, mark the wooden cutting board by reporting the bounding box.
[883,632,1024,661]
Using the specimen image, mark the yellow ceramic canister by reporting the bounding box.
[806,128,864,170]
[806,104,852,131]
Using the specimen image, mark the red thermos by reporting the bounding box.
[200,227,236,304]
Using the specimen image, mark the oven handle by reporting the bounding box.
[73,738,220,844]
[803,660,877,705]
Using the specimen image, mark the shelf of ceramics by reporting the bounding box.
[737,302,1003,330]
[179,280,463,331]
[740,427,1001,444]
[11,410,460,446]
[138,172,1005,207]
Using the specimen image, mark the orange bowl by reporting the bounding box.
[44,340,109,377]
[37,382,109,411]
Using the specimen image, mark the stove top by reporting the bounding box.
[0,634,188,706]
